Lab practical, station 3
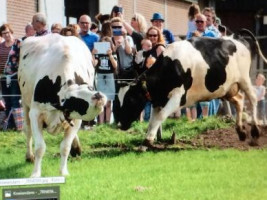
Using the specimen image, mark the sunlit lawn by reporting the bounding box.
[0,117,266,200]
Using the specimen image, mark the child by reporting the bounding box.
[92,36,117,124]
[134,39,153,74]
[254,73,266,124]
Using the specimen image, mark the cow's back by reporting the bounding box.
[18,34,94,107]
[161,37,251,106]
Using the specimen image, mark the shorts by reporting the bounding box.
[96,73,115,101]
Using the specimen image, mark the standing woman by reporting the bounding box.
[123,13,147,51]
[0,24,14,129]
[141,26,165,121]
[111,17,135,80]
[0,24,22,130]
[186,3,200,39]
[145,26,165,60]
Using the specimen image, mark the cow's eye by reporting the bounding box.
[88,86,94,91]
[67,79,74,86]
[61,99,66,105]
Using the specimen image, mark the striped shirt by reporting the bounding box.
[0,42,12,75]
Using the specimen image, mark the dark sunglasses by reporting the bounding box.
[79,22,89,25]
[195,20,204,24]
[112,26,122,29]
[148,34,158,37]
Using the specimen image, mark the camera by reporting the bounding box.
[113,6,123,13]
[112,28,122,36]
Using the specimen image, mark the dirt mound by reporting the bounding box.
[186,124,267,150]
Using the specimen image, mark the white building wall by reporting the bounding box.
[38,0,65,29]
[0,0,7,24]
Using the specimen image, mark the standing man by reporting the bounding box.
[22,23,35,40]
[150,12,175,45]
[187,14,216,39]
[78,14,99,128]
[32,12,49,36]
[79,15,99,51]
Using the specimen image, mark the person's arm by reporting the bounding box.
[107,49,117,69]
[124,35,132,54]
[156,45,165,57]
[91,48,98,67]
[169,31,175,43]
[122,20,134,35]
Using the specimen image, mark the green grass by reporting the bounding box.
[0,117,266,200]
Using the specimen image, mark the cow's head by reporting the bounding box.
[114,44,194,130]
[114,81,147,130]
[59,83,107,121]
[34,75,107,122]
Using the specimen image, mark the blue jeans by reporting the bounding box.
[143,101,151,122]
[209,99,221,116]
[257,100,266,122]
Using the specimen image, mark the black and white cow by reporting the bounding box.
[116,29,266,147]
[18,34,107,177]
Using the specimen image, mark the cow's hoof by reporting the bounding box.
[26,155,35,163]
[142,139,165,150]
[235,126,247,141]
[249,137,259,146]
[170,132,176,144]
[251,124,260,139]
[138,145,148,152]
[70,146,81,157]
[30,172,41,178]
[143,139,154,148]
[60,169,70,177]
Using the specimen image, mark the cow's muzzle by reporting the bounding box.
[92,92,107,108]
[92,92,103,100]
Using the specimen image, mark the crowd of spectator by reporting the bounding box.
[0,4,266,131]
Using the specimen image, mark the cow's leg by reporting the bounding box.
[23,105,34,162]
[29,108,45,178]
[60,120,81,176]
[70,120,82,157]
[228,92,246,141]
[156,125,162,141]
[144,90,183,147]
[242,83,260,145]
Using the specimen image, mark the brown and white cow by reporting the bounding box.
[18,34,107,177]
[115,29,266,148]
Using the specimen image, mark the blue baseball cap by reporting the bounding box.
[151,13,165,22]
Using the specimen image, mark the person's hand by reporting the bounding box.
[146,55,156,69]
[92,48,98,55]
[116,12,123,19]
[107,48,112,55]
[121,28,127,38]
[103,36,111,43]
[192,30,201,37]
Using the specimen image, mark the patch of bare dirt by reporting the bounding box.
[183,124,267,150]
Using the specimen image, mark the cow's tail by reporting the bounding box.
[238,28,267,64]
